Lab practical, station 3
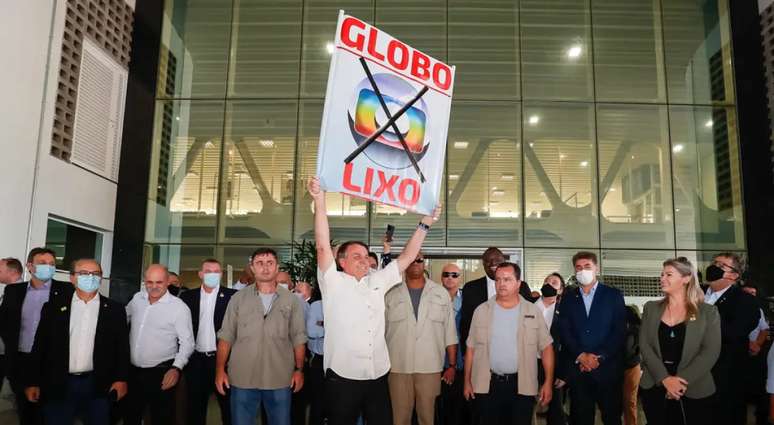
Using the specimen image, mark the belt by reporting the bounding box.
[69,371,93,377]
[195,350,217,357]
[490,372,517,382]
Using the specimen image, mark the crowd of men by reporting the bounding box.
[0,177,769,425]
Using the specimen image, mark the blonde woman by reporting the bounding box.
[639,257,721,425]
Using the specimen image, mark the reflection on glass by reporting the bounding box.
[300,0,374,98]
[157,0,233,98]
[294,102,369,242]
[219,101,297,244]
[601,249,676,297]
[146,101,225,244]
[228,0,303,97]
[662,0,734,105]
[598,104,674,249]
[524,248,593,290]
[521,0,593,100]
[524,103,598,247]
[376,0,447,61]
[670,106,744,250]
[448,0,519,100]
[145,245,215,289]
[592,0,666,102]
[447,102,521,246]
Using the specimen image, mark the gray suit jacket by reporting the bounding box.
[639,300,721,399]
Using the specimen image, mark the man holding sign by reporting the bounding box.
[309,176,439,425]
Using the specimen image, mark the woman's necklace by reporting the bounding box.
[666,302,683,338]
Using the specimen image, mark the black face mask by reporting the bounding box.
[705,264,725,283]
[541,284,558,298]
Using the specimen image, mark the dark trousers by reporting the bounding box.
[307,354,325,425]
[744,348,770,425]
[123,363,175,425]
[568,372,623,425]
[640,385,712,425]
[439,369,469,425]
[42,373,110,425]
[712,360,746,425]
[473,373,534,425]
[185,351,231,425]
[10,352,42,425]
[0,354,5,393]
[538,362,567,425]
[324,369,392,425]
[291,353,311,425]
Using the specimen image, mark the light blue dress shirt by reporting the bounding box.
[581,282,599,316]
[306,300,324,355]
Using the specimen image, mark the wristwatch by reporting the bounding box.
[294,366,304,373]
[417,222,431,232]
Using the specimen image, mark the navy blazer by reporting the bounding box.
[179,286,237,345]
[558,282,626,382]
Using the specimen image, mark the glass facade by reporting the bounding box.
[145,0,744,294]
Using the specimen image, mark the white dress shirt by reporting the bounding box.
[486,276,496,299]
[126,291,194,369]
[750,309,769,342]
[704,285,731,305]
[196,286,218,353]
[317,261,402,380]
[69,293,100,373]
[535,297,556,359]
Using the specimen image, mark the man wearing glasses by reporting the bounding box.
[384,253,458,425]
[24,258,129,424]
[439,263,468,425]
[704,253,759,425]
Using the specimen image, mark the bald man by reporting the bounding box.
[124,264,194,425]
[440,263,469,425]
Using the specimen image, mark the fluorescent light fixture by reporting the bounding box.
[175,116,180,121]
[501,173,515,181]
[529,142,535,148]
[449,174,460,180]
[259,139,274,148]
[559,154,567,159]
[580,160,589,167]
[567,44,583,59]
[528,115,540,125]
[704,120,713,128]
[492,189,505,196]
[326,42,335,54]
[672,144,684,153]
[609,187,616,192]
[453,141,469,149]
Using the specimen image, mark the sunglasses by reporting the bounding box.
[442,272,460,278]
[414,258,425,264]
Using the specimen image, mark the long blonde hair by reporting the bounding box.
[661,257,704,318]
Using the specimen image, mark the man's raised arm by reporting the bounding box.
[309,177,334,272]
[395,205,441,272]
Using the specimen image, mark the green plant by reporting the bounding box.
[282,239,334,288]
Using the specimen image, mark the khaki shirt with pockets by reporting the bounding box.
[385,279,458,374]
[217,286,307,390]
[466,296,552,396]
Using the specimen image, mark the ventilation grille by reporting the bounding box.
[51,0,134,162]
[70,38,128,181]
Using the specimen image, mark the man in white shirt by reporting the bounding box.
[123,264,195,425]
[180,258,237,425]
[308,176,439,425]
[0,257,24,394]
[24,258,129,424]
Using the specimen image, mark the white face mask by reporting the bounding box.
[575,269,596,286]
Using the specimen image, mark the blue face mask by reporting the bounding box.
[33,264,55,281]
[76,275,101,293]
[203,272,221,288]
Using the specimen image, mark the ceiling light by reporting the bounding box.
[567,44,583,59]
[580,161,589,167]
[449,174,459,180]
[326,42,335,55]
[559,154,566,159]
[259,139,274,148]
[672,144,684,153]
[453,141,469,149]
[528,115,540,125]
[704,120,713,128]
[501,173,515,181]
[609,187,616,192]
[492,189,505,196]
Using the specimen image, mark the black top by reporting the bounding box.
[658,321,686,376]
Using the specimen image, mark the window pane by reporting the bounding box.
[228,0,303,97]
[146,101,225,244]
[521,0,593,101]
[600,249,676,297]
[524,103,598,247]
[369,186,447,248]
[45,219,104,271]
[524,248,596,291]
[294,101,369,242]
[300,1,374,98]
[219,101,297,244]
[144,244,215,289]
[157,0,232,98]
[448,0,519,100]
[598,104,674,249]
[662,0,735,105]
[592,0,666,102]
[671,106,745,250]
[376,0,446,61]
[447,102,521,247]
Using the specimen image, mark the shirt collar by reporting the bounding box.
[581,282,599,296]
[537,296,556,310]
[142,290,173,303]
[486,275,495,287]
[72,292,100,305]
[201,285,219,298]
[27,280,52,291]
[706,284,732,299]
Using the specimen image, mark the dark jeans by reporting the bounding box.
[307,354,326,425]
[324,369,392,425]
[568,372,623,425]
[185,351,231,425]
[640,385,712,425]
[538,361,567,425]
[0,354,5,393]
[439,369,469,425]
[712,360,746,425]
[473,373,535,425]
[123,363,176,425]
[10,352,42,425]
[42,373,110,425]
